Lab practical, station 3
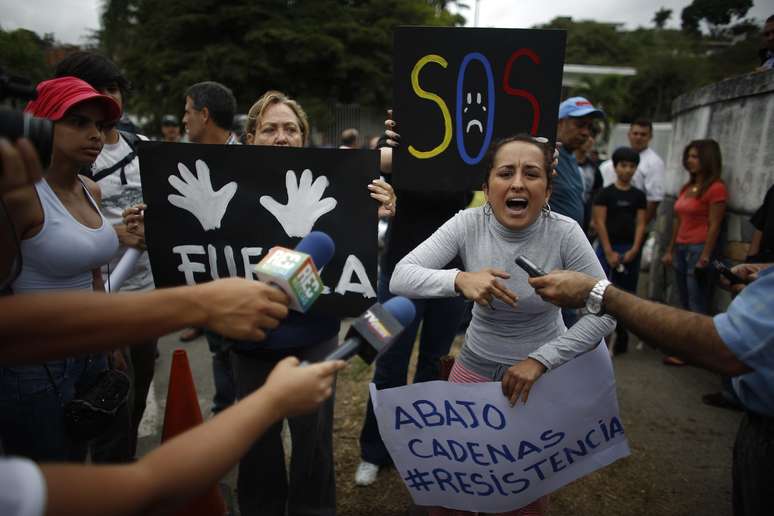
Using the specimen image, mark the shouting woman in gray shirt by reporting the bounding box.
[390,135,615,515]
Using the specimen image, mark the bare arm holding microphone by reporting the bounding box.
[0,137,346,516]
[526,269,769,376]
[0,279,289,364]
[39,356,344,516]
[0,137,290,363]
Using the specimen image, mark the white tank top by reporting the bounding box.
[12,178,119,293]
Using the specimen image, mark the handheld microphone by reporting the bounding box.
[254,231,335,312]
[324,296,416,364]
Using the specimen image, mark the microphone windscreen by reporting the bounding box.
[383,296,416,328]
[296,231,335,269]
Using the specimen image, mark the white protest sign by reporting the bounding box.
[371,343,629,513]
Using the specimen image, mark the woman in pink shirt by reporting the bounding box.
[662,139,727,315]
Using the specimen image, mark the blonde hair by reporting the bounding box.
[245,90,309,146]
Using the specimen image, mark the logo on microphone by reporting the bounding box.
[364,310,392,341]
[255,246,324,312]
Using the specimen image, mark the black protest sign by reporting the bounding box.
[138,142,379,317]
[392,26,566,191]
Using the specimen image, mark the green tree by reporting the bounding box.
[652,8,672,29]
[99,0,464,130]
[681,0,752,35]
[0,28,51,87]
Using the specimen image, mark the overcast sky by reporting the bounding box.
[0,0,771,45]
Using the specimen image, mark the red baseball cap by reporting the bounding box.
[24,76,121,123]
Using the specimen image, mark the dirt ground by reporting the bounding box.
[332,333,742,516]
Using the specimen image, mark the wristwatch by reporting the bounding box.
[585,279,612,316]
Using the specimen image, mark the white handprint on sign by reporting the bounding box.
[260,169,337,237]
[167,160,237,231]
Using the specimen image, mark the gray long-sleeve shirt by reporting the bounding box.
[390,207,616,371]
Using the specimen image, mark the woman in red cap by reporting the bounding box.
[0,76,122,462]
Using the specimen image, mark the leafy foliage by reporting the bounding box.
[0,2,765,128]
[652,8,672,30]
[0,28,53,86]
[539,12,761,123]
[95,0,464,130]
[681,0,753,35]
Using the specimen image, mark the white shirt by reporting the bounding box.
[0,458,46,516]
[600,147,665,202]
[92,132,154,291]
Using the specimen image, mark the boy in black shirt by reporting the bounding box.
[593,147,647,353]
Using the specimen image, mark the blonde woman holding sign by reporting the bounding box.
[232,90,395,516]
[390,135,615,515]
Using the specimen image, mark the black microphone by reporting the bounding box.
[324,296,416,364]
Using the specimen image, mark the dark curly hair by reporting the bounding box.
[54,51,131,102]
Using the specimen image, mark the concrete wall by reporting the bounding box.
[650,71,774,310]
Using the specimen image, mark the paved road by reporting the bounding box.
[136,327,742,516]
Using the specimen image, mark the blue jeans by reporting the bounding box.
[673,243,715,314]
[359,267,467,465]
[0,354,107,461]
[595,242,641,293]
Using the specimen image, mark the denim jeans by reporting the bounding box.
[595,242,641,293]
[673,243,715,314]
[359,267,467,465]
[0,354,107,461]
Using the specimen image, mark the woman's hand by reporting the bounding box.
[123,203,146,236]
[501,357,547,406]
[114,224,146,250]
[661,248,673,267]
[384,110,400,147]
[369,179,396,218]
[605,250,621,269]
[622,249,638,264]
[454,268,518,308]
[696,255,710,268]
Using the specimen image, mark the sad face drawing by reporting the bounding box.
[456,52,495,164]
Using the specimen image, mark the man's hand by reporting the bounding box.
[528,270,598,308]
[605,250,621,268]
[263,356,347,417]
[114,223,146,250]
[622,249,639,264]
[110,349,128,372]
[501,357,546,406]
[454,268,518,308]
[0,138,42,195]
[732,262,771,282]
[197,278,290,341]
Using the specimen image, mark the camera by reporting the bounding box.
[0,68,53,168]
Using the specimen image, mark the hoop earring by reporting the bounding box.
[483,202,492,217]
[542,201,551,216]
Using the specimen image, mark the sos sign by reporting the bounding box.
[393,27,566,191]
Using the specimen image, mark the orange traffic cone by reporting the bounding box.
[161,349,227,516]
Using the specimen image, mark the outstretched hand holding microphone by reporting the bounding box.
[255,230,419,366]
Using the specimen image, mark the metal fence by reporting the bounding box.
[311,103,386,148]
